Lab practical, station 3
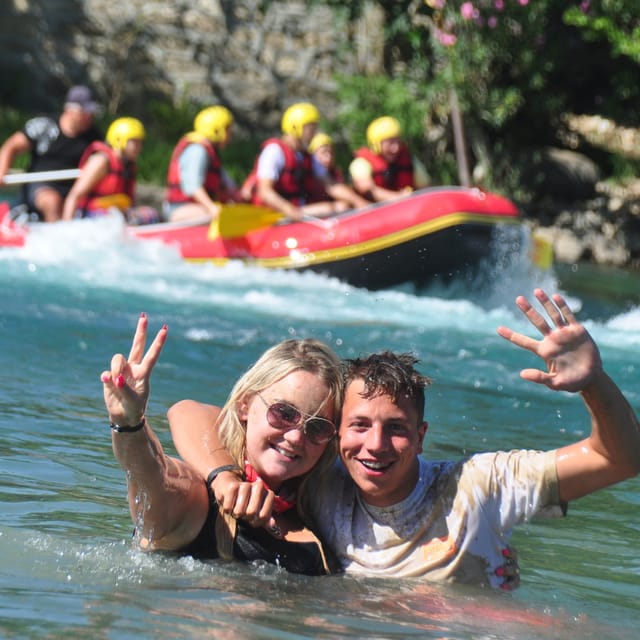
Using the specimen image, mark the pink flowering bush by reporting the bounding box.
[328,0,640,188]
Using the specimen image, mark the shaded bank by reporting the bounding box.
[525,179,640,272]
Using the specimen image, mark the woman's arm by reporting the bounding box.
[102,314,210,550]
[110,415,210,550]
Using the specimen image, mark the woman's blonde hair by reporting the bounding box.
[214,338,342,558]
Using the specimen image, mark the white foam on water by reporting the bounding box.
[1,215,638,351]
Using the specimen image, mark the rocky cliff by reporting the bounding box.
[3,0,380,132]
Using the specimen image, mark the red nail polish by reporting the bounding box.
[502,548,511,557]
[140,312,146,319]
[115,374,125,388]
[100,373,110,383]
[162,324,168,331]
[495,566,505,577]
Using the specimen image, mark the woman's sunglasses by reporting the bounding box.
[256,392,336,445]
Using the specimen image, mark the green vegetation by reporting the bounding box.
[319,0,640,199]
[0,109,30,171]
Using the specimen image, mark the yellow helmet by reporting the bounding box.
[308,132,333,154]
[106,117,145,152]
[366,116,402,154]
[281,102,320,138]
[194,106,234,144]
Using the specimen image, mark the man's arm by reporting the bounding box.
[324,182,369,210]
[178,145,221,218]
[61,153,109,220]
[497,289,640,503]
[0,131,31,183]
[168,400,275,522]
[254,144,303,219]
[188,185,222,219]
[555,370,639,501]
[256,177,302,220]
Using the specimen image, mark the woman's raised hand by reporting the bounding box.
[101,313,168,426]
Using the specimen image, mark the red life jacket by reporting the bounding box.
[353,144,415,192]
[242,138,315,206]
[165,134,222,204]
[78,141,135,212]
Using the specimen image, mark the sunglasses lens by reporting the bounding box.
[305,418,335,444]
[268,402,301,429]
[262,396,335,444]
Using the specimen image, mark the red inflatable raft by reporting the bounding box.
[1,186,521,290]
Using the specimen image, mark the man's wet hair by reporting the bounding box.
[341,351,431,419]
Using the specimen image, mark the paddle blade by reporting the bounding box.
[208,204,285,240]
[91,193,132,210]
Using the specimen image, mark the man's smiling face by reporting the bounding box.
[338,378,427,507]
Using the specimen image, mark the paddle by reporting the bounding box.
[2,168,81,185]
[530,230,554,270]
[208,204,285,240]
[91,193,132,210]
[207,204,336,240]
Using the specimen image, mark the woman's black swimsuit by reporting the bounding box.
[178,503,340,576]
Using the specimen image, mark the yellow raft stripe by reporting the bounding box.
[186,211,519,269]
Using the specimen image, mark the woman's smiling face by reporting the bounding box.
[241,370,334,490]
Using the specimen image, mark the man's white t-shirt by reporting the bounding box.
[309,449,563,587]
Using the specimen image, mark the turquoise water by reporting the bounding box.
[1,215,638,639]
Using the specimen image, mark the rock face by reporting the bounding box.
[2,0,377,132]
[521,118,640,271]
[522,148,601,202]
[525,180,640,270]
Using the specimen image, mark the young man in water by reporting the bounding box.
[168,289,640,587]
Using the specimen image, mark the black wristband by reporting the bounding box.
[110,417,146,433]
[206,464,243,487]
